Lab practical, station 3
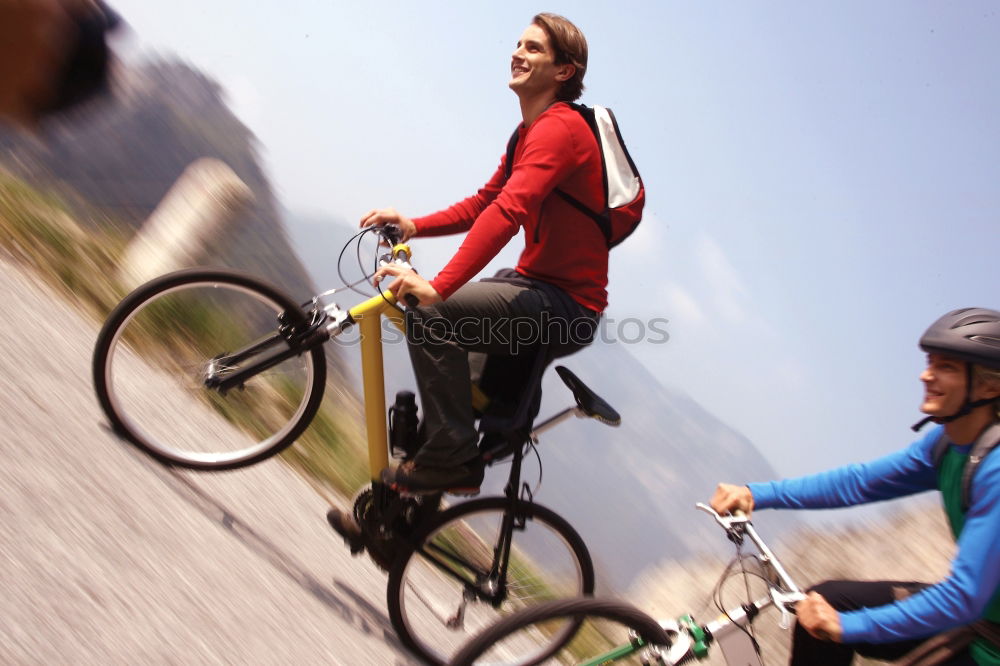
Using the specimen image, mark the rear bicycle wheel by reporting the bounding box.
[387,497,595,665]
[93,268,326,470]
[448,597,675,666]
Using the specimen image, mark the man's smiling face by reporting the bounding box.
[508,23,569,99]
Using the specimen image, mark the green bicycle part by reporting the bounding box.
[680,614,709,659]
[579,634,645,666]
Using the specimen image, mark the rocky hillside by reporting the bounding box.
[0,59,313,299]
[0,58,367,494]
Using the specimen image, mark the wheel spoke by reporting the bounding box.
[403,579,467,629]
[388,499,593,665]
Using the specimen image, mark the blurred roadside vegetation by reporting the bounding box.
[0,171,127,317]
[0,168,369,497]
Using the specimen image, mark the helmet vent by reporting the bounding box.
[954,315,1000,328]
[969,335,1000,349]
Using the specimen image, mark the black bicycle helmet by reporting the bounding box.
[913,307,1000,430]
[919,308,1000,369]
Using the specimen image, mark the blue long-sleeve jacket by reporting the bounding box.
[747,424,1000,644]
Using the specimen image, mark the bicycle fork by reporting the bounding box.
[204,310,329,393]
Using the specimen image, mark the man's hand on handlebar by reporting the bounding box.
[710,483,755,517]
[796,591,843,643]
[360,207,417,243]
[373,263,441,307]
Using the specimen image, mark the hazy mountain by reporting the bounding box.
[282,209,360,293]
[285,208,795,591]
[527,339,796,591]
[0,59,313,298]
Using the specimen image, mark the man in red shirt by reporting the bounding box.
[330,13,609,531]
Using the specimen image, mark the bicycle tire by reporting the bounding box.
[448,596,674,666]
[93,268,326,470]
[387,497,595,665]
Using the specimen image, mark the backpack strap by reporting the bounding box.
[554,190,613,245]
[895,625,978,666]
[961,421,1000,512]
[501,110,614,247]
[562,102,614,246]
[972,619,1000,650]
[504,128,519,181]
[931,430,950,467]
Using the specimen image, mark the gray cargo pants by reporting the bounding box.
[405,276,599,468]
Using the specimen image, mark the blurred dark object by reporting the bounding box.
[0,56,320,304]
[0,0,121,126]
[36,1,121,117]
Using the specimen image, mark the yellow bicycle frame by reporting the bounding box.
[348,289,406,480]
[342,242,489,482]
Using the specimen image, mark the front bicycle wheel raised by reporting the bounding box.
[93,269,326,470]
[387,497,595,665]
[447,597,675,666]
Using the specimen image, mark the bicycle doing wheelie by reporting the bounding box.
[446,504,807,666]
[91,224,622,665]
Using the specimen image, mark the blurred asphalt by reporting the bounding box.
[0,255,417,664]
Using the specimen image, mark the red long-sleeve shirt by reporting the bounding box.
[412,102,609,313]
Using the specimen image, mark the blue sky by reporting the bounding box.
[108,1,999,479]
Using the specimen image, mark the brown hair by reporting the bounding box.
[532,13,588,102]
[973,364,1000,418]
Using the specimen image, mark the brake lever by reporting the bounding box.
[375,254,419,309]
[695,503,749,530]
[772,590,806,630]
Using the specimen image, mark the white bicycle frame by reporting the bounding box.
[594,505,806,666]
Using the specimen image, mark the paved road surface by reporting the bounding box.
[0,255,418,664]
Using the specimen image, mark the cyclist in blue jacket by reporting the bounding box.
[712,308,1000,666]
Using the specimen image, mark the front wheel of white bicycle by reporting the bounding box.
[447,596,675,666]
[92,269,326,470]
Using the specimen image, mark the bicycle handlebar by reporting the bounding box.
[695,502,746,531]
[377,226,420,308]
[380,223,404,246]
[696,503,805,612]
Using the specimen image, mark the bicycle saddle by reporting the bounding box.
[555,365,621,426]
